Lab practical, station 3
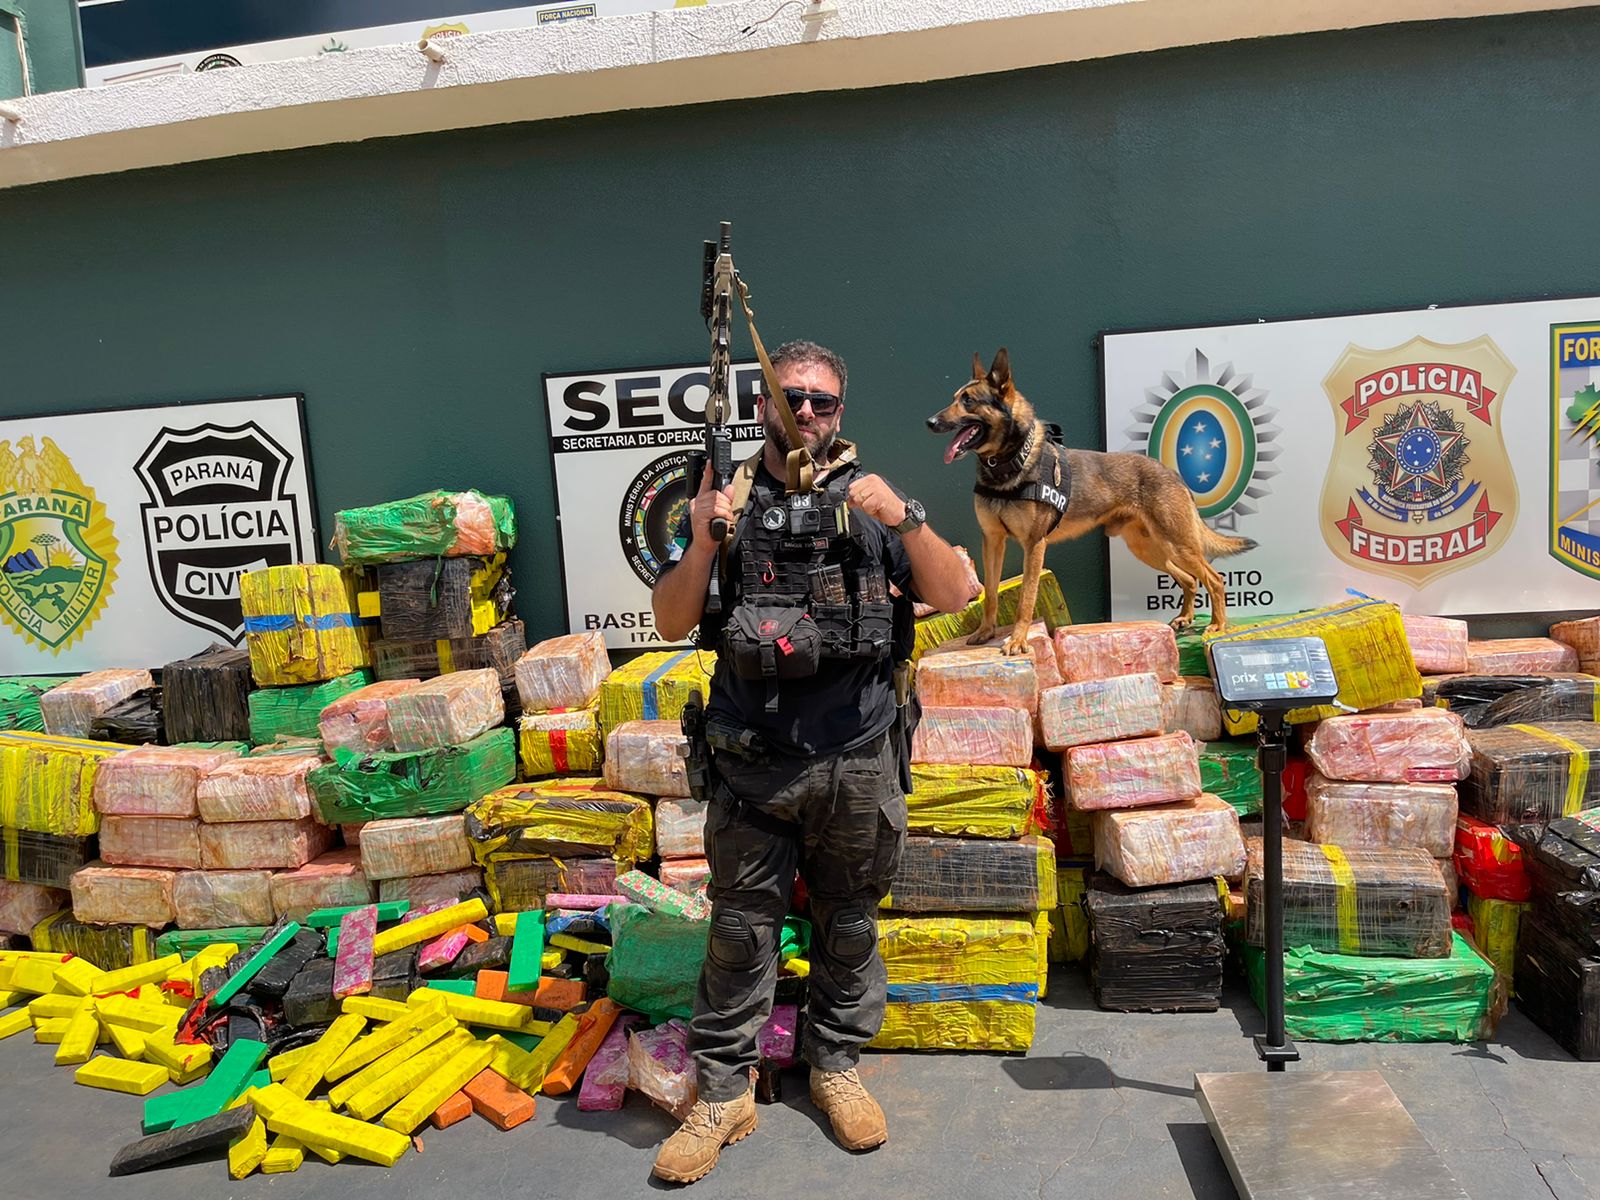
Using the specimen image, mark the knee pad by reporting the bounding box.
[823,904,876,969]
[707,909,761,972]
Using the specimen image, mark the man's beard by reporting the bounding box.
[766,411,837,461]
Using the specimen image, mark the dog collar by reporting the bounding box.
[984,423,1038,477]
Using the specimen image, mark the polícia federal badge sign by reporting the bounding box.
[1550,322,1600,580]
[0,436,119,652]
[1320,335,1517,586]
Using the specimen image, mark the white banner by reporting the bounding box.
[1102,296,1600,620]
[544,361,767,650]
[0,396,317,671]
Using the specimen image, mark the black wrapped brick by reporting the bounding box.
[282,959,339,1028]
[162,644,253,743]
[88,688,164,745]
[247,928,327,1001]
[376,555,515,642]
[1087,873,1224,1013]
[108,1102,258,1176]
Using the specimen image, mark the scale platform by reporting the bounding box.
[1195,1070,1468,1200]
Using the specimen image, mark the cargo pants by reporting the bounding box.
[688,728,907,1102]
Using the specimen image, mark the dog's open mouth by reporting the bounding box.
[944,422,983,464]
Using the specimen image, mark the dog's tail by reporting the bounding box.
[1200,524,1257,560]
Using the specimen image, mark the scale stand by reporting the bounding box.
[1193,637,1468,1200]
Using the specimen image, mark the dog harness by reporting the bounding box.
[973,425,1073,534]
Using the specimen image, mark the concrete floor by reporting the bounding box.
[1,970,1594,1200]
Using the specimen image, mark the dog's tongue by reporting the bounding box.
[945,426,977,464]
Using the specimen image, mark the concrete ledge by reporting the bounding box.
[0,0,1590,189]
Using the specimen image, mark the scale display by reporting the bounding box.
[1208,637,1340,710]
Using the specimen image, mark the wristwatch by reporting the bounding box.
[894,498,927,535]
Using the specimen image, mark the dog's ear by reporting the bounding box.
[971,351,986,381]
[987,347,1012,393]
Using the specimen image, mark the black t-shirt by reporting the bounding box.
[662,459,917,756]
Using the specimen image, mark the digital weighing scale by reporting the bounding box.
[1195,636,1469,1200]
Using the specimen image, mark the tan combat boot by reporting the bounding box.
[809,1067,888,1151]
[651,1090,759,1184]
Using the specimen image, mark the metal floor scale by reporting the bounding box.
[1194,636,1469,1200]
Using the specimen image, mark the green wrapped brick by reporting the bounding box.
[247,671,373,745]
[309,727,517,823]
[154,927,269,959]
[1176,613,1296,677]
[1240,933,1498,1043]
[605,902,709,1021]
[1198,740,1263,816]
[331,489,517,566]
[0,676,75,733]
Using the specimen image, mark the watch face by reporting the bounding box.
[909,499,925,520]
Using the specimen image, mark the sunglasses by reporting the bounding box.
[779,386,842,418]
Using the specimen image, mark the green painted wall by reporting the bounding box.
[0,11,1594,643]
[7,0,84,95]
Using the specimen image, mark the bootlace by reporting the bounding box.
[815,1068,869,1105]
[680,1099,728,1138]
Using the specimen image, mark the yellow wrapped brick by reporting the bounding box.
[369,897,487,957]
[229,1114,270,1180]
[0,1008,31,1039]
[912,570,1071,661]
[145,1030,213,1081]
[906,764,1043,840]
[34,1016,71,1043]
[1204,598,1422,735]
[339,995,413,1023]
[267,1044,316,1082]
[97,994,182,1034]
[240,564,369,686]
[380,1038,495,1133]
[54,1003,99,1064]
[598,650,714,738]
[1050,865,1090,964]
[346,1028,475,1120]
[53,957,107,996]
[262,1134,305,1174]
[411,985,538,1032]
[328,1017,456,1105]
[518,705,603,777]
[105,1019,145,1059]
[92,954,182,996]
[252,1082,410,1168]
[282,1013,365,1098]
[28,993,85,1020]
[76,1055,169,1096]
[1467,893,1529,989]
[0,731,126,836]
[11,957,66,995]
[869,915,1041,1052]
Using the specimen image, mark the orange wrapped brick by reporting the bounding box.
[475,970,585,1011]
[514,631,612,712]
[1066,731,1201,811]
[1160,677,1222,742]
[196,755,320,823]
[1465,637,1580,675]
[431,1091,472,1129]
[1092,794,1246,887]
[1304,774,1458,857]
[1401,614,1469,675]
[1304,708,1470,783]
[911,706,1032,767]
[602,720,690,798]
[318,680,420,755]
[93,745,239,818]
[69,863,176,926]
[200,818,334,870]
[914,647,1037,715]
[464,1068,535,1129]
[1053,622,1178,684]
[541,998,622,1096]
[387,669,504,752]
[930,620,1060,690]
[1039,674,1163,751]
[99,816,202,869]
[269,849,374,921]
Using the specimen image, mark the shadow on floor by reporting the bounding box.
[1167,1121,1240,1200]
[1001,1052,1193,1098]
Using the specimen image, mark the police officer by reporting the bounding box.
[650,340,974,1184]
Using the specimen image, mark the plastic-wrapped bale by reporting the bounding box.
[1304,774,1458,856]
[513,631,611,713]
[1550,614,1600,660]
[162,645,253,743]
[240,564,368,685]
[870,914,1041,1050]
[386,668,504,752]
[1466,892,1528,984]
[172,870,275,929]
[0,675,74,733]
[1512,913,1600,1060]
[1461,721,1600,824]
[247,671,372,745]
[0,731,127,836]
[884,835,1056,912]
[1204,598,1421,735]
[598,650,713,737]
[1508,812,1600,944]
[69,862,177,926]
[358,814,472,880]
[1439,858,1459,909]
[607,902,710,1020]
[659,857,710,892]
[655,798,707,860]
[377,867,484,908]
[1092,795,1246,888]
[308,727,516,824]
[199,817,333,870]
[913,647,1037,716]
[88,689,164,745]
[1038,673,1163,751]
[518,706,602,777]
[1240,932,1497,1042]
[1471,677,1600,728]
[317,679,419,755]
[371,619,527,685]
[601,720,689,798]
[1066,731,1201,811]
[1466,637,1580,676]
[1453,814,1530,902]
[1424,673,1596,727]
[0,828,95,889]
[1197,741,1262,816]
[248,737,324,759]
[1401,614,1470,675]
[0,880,67,934]
[1304,707,1470,784]
[910,706,1031,767]
[268,849,372,920]
[196,753,320,823]
[1245,838,1453,958]
[627,1019,697,1118]
[31,909,159,969]
[481,858,617,912]
[906,764,1042,839]
[927,620,1061,691]
[1051,865,1089,963]
[910,569,1071,662]
[1161,676,1222,742]
[1086,874,1224,1011]
[98,816,202,869]
[39,670,153,738]
[1053,622,1179,684]
[331,488,516,565]
[94,744,240,817]
[376,554,513,641]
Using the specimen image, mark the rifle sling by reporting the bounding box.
[735,274,815,494]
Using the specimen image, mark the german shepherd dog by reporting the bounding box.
[927,349,1256,654]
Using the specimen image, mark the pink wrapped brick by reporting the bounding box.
[1401,614,1469,675]
[333,904,378,998]
[93,745,240,817]
[417,925,475,972]
[617,869,710,920]
[41,669,153,738]
[1093,794,1246,888]
[1039,673,1163,751]
[627,1019,696,1119]
[547,893,628,911]
[932,621,1061,690]
[196,754,320,822]
[1305,708,1470,783]
[602,720,690,798]
[173,870,275,928]
[1066,731,1201,811]
[659,857,711,893]
[0,880,67,935]
[70,863,176,926]
[387,668,504,752]
[914,647,1038,715]
[577,1014,643,1111]
[318,679,420,755]
[1053,622,1179,684]
[1550,616,1600,660]
[358,815,472,881]
[911,706,1032,767]
[376,867,483,907]
[655,799,708,859]
[757,1004,799,1067]
[200,817,333,870]
[1304,774,1458,857]
[1465,637,1580,675]
[515,631,612,712]
[99,816,202,869]
[269,848,373,920]
[1161,677,1222,742]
